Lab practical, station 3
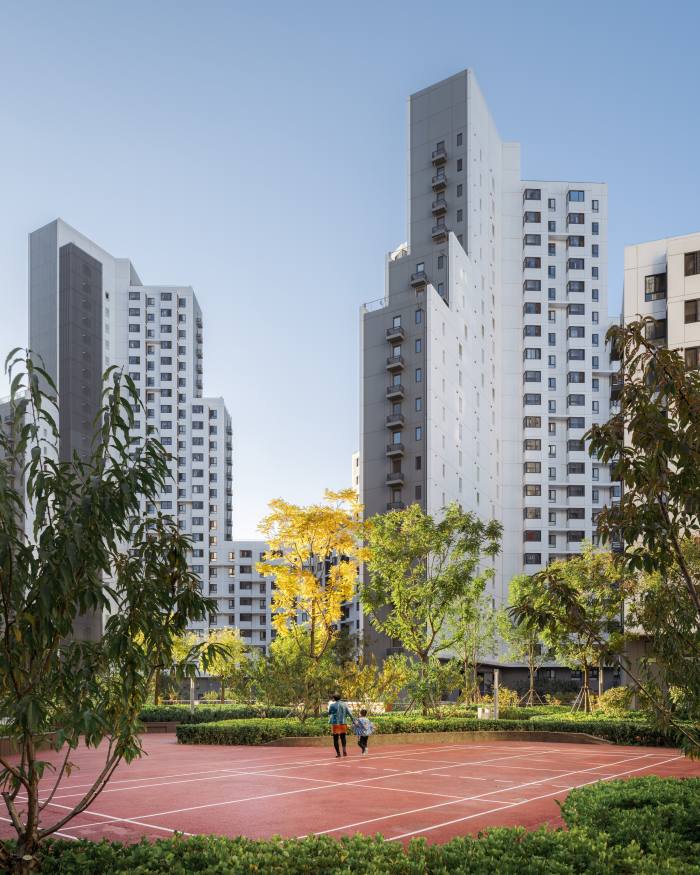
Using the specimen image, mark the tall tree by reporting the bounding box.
[587,317,700,752]
[256,489,365,714]
[501,575,550,705]
[510,544,626,713]
[362,502,501,713]
[453,591,499,704]
[205,628,248,703]
[0,351,218,874]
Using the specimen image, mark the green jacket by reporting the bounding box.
[328,700,353,725]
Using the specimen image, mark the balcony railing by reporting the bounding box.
[431,225,448,241]
[386,325,405,341]
[386,355,405,372]
[386,500,405,511]
[386,443,405,456]
[385,413,405,428]
[431,145,447,164]
[431,173,447,190]
[386,384,405,399]
[431,197,447,215]
[410,270,428,287]
[386,471,404,486]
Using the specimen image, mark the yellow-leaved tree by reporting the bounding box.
[206,628,248,703]
[257,489,366,714]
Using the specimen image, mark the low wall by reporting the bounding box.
[265,730,612,748]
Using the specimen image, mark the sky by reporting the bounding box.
[1,0,698,536]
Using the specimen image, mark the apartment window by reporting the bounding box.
[524,371,541,382]
[592,355,599,369]
[548,221,556,232]
[592,288,599,301]
[592,467,600,481]
[684,251,700,276]
[524,506,541,518]
[567,485,585,497]
[592,266,599,278]
[524,302,541,315]
[437,282,445,295]
[548,309,556,323]
[457,209,463,223]
[524,348,541,359]
[524,462,541,474]
[592,244,599,257]
[415,368,422,383]
[523,393,541,405]
[568,394,585,406]
[568,417,585,429]
[592,400,600,413]
[592,199,599,212]
[128,340,140,349]
[548,266,556,278]
[592,222,599,235]
[524,530,542,541]
[568,463,585,474]
[548,400,556,412]
[568,303,585,315]
[568,258,585,270]
[548,333,556,346]
[685,299,700,323]
[524,439,541,451]
[392,315,401,328]
[524,211,541,223]
[548,288,556,301]
[548,243,556,256]
[548,488,556,502]
[437,255,445,269]
[548,466,556,479]
[524,325,541,337]
[548,355,556,367]
[568,326,585,338]
[524,234,541,245]
[548,198,556,210]
[415,484,422,500]
[415,338,422,353]
[415,455,422,470]
[567,281,585,293]
[457,158,463,171]
[592,311,599,324]
[415,309,423,324]
[644,274,667,301]
[685,347,700,369]
[415,426,422,440]
[523,280,541,291]
[548,377,556,389]
[392,431,402,445]
[523,416,541,428]
[524,188,541,200]
[456,132,463,146]
[457,184,463,197]
[524,257,541,269]
[128,324,140,333]
[415,397,422,411]
[568,190,585,202]
[645,319,667,341]
[568,371,585,384]
[524,553,542,565]
[568,349,585,360]
[524,485,542,496]
[568,213,584,224]
[548,444,556,456]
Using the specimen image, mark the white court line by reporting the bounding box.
[0,814,78,842]
[27,801,196,838]
[388,753,684,841]
[43,749,542,834]
[310,751,656,837]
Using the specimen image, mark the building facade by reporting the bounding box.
[360,70,618,666]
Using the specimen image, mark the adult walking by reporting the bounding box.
[328,693,353,758]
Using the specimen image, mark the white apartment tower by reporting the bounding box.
[360,70,617,663]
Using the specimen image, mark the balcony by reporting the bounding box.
[386,325,405,342]
[432,224,448,242]
[386,355,405,372]
[431,197,447,215]
[431,145,447,164]
[386,384,404,400]
[431,173,447,190]
[410,270,428,287]
[196,333,203,343]
[610,374,623,399]
[385,413,405,428]
[386,471,405,486]
[386,443,405,457]
[386,500,405,511]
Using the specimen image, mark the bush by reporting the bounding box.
[31,779,700,872]
[140,704,293,725]
[176,714,678,747]
[598,686,634,717]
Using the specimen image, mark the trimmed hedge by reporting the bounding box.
[29,779,700,873]
[139,704,292,724]
[176,714,677,746]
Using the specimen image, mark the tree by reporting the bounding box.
[362,502,501,714]
[205,628,248,703]
[510,544,626,713]
[587,317,700,752]
[256,489,365,715]
[453,592,499,704]
[339,653,411,712]
[0,351,218,873]
[501,575,550,706]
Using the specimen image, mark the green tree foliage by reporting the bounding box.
[0,351,218,873]
[205,628,248,703]
[587,317,700,751]
[501,575,550,705]
[452,591,499,704]
[362,502,501,713]
[510,544,626,713]
[339,653,410,712]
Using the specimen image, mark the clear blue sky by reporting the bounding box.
[1,0,698,536]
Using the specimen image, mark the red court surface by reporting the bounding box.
[2,735,699,845]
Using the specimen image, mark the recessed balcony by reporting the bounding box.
[386,443,404,457]
[386,325,405,342]
[386,471,405,486]
[431,145,447,164]
[431,173,447,190]
[610,374,623,399]
[431,197,447,215]
[410,270,428,287]
[386,355,405,372]
[386,500,405,511]
[385,413,405,428]
[386,384,404,400]
[432,225,448,242]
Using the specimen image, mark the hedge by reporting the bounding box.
[27,778,700,873]
[139,704,292,724]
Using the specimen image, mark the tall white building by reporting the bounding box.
[360,70,617,666]
[29,219,236,640]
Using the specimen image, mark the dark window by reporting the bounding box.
[684,251,700,276]
[456,132,463,146]
[524,485,542,496]
[524,188,541,200]
[568,417,585,428]
[524,553,542,564]
[567,281,585,293]
[524,257,541,269]
[524,211,541,223]
[524,325,542,337]
[568,190,585,201]
[567,258,585,270]
[567,463,585,474]
[568,236,585,247]
[523,416,541,428]
[644,274,667,301]
[524,234,541,245]
[524,530,542,541]
[524,506,541,518]
[524,439,541,450]
[567,485,585,497]
[523,393,541,405]
[645,318,667,341]
[567,213,585,224]
[524,462,541,473]
[523,303,541,314]
[567,304,585,315]
[457,159,463,171]
[685,347,700,369]
[685,299,700,324]
[523,280,541,291]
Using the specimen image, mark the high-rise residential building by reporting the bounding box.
[28,219,234,640]
[623,231,700,360]
[360,70,617,667]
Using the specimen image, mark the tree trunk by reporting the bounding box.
[598,658,604,699]
[154,670,160,706]
[582,663,592,713]
[220,677,225,704]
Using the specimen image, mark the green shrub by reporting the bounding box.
[139,704,292,724]
[176,713,677,747]
[597,686,634,717]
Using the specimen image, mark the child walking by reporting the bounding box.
[354,708,374,755]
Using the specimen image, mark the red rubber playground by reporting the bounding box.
[1,735,698,845]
